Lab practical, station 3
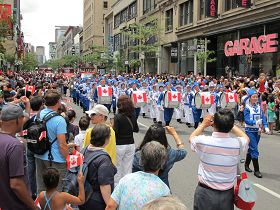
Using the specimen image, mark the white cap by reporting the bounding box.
[86,104,109,117]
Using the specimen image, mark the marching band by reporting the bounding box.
[71,76,242,127]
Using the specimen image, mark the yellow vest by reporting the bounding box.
[83,125,116,165]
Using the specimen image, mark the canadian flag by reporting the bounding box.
[39,131,47,141]
[25,85,35,94]
[225,93,238,103]
[132,91,147,104]
[66,152,84,170]
[98,87,113,97]
[34,196,41,208]
[19,130,28,137]
[201,93,214,105]
[168,91,181,102]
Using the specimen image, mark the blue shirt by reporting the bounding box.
[35,108,67,163]
[133,147,187,187]
[111,171,170,210]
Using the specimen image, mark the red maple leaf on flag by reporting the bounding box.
[39,131,46,141]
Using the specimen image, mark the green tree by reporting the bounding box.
[21,53,38,71]
[45,58,63,70]
[124,18,162,73]
[87,44,113,67]
[196,50,216,74]
[62,55,82,67]
[112,51,125,73]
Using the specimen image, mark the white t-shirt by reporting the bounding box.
[74,130,87,149]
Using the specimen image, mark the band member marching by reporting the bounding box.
[157,82,175,126]
[94,77,112,111]
[208,83,217,115]
[149,84,158,123]
[126,80,141,119]
[112,80,119,114]
[140,80,149,118]
[189,82,202,129]
[174,85,184,123]
[155,83,164,124]
[183,84,193,127]
[244,89,270,178]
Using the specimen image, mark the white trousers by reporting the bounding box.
[150,104,157,119]
[114,144,135,186]
[175,108,183,120]
[156,107,164,123]
[141,104,149,114]
[184,105,194,124]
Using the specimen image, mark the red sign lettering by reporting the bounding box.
[224,33,278,56]
[210,0,216,17]
[242,0,247,7]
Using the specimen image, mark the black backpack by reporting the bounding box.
[23,111,60,160]
[61,148,108,203]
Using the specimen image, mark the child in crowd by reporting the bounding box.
[267,95,276,135]
[74,116,90,151]
[260,94,268,133]
[37,168,85,210]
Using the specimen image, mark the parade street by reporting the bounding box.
[67,99,280,210]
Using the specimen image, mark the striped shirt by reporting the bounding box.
[191,132,248,190]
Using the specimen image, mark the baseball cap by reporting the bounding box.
[86,104,109,117]
[0,103,28,121]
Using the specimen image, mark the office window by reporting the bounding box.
[179,0,193,26]
[143,0,155,14]
[114,13,121,28]
[103,1,108,9]
[165,9,173,31]
[114,33,121,51]
[225,0,238,11]
[120,8,128,23]
[128,1,137,19]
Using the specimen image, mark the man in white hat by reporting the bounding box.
[83,104,116,165]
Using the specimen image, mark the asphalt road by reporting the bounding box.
[65,98,280,210]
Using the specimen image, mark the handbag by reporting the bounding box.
[234,139,257,210]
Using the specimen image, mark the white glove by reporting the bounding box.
[265,127,270,134]
[256,119,262,126]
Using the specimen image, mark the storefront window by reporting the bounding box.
[266,21,280,76]
[240,25,264,76]
[217,32,238,76]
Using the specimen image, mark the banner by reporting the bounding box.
[0,4,12,31]
[238,0,251,8]
[206,0,218,18]
[171,42,178,63]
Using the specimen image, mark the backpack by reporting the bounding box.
[61,148,108,203]
[24,111,60,160]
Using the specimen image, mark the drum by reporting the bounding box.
[131,91,147,108]
[164,91,181,108]
[97,86,113,104]
[195,92,214,109]
[220,92,238,109]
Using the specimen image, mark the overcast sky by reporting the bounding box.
[21,0,83,59]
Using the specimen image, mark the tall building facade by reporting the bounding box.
[64,26,81,55]
[48,42,56,59]
[83,0,113,57]
[105,0,280,76]
[1,0,23,60]
[36,46,46,66]
[54,26,68,59]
